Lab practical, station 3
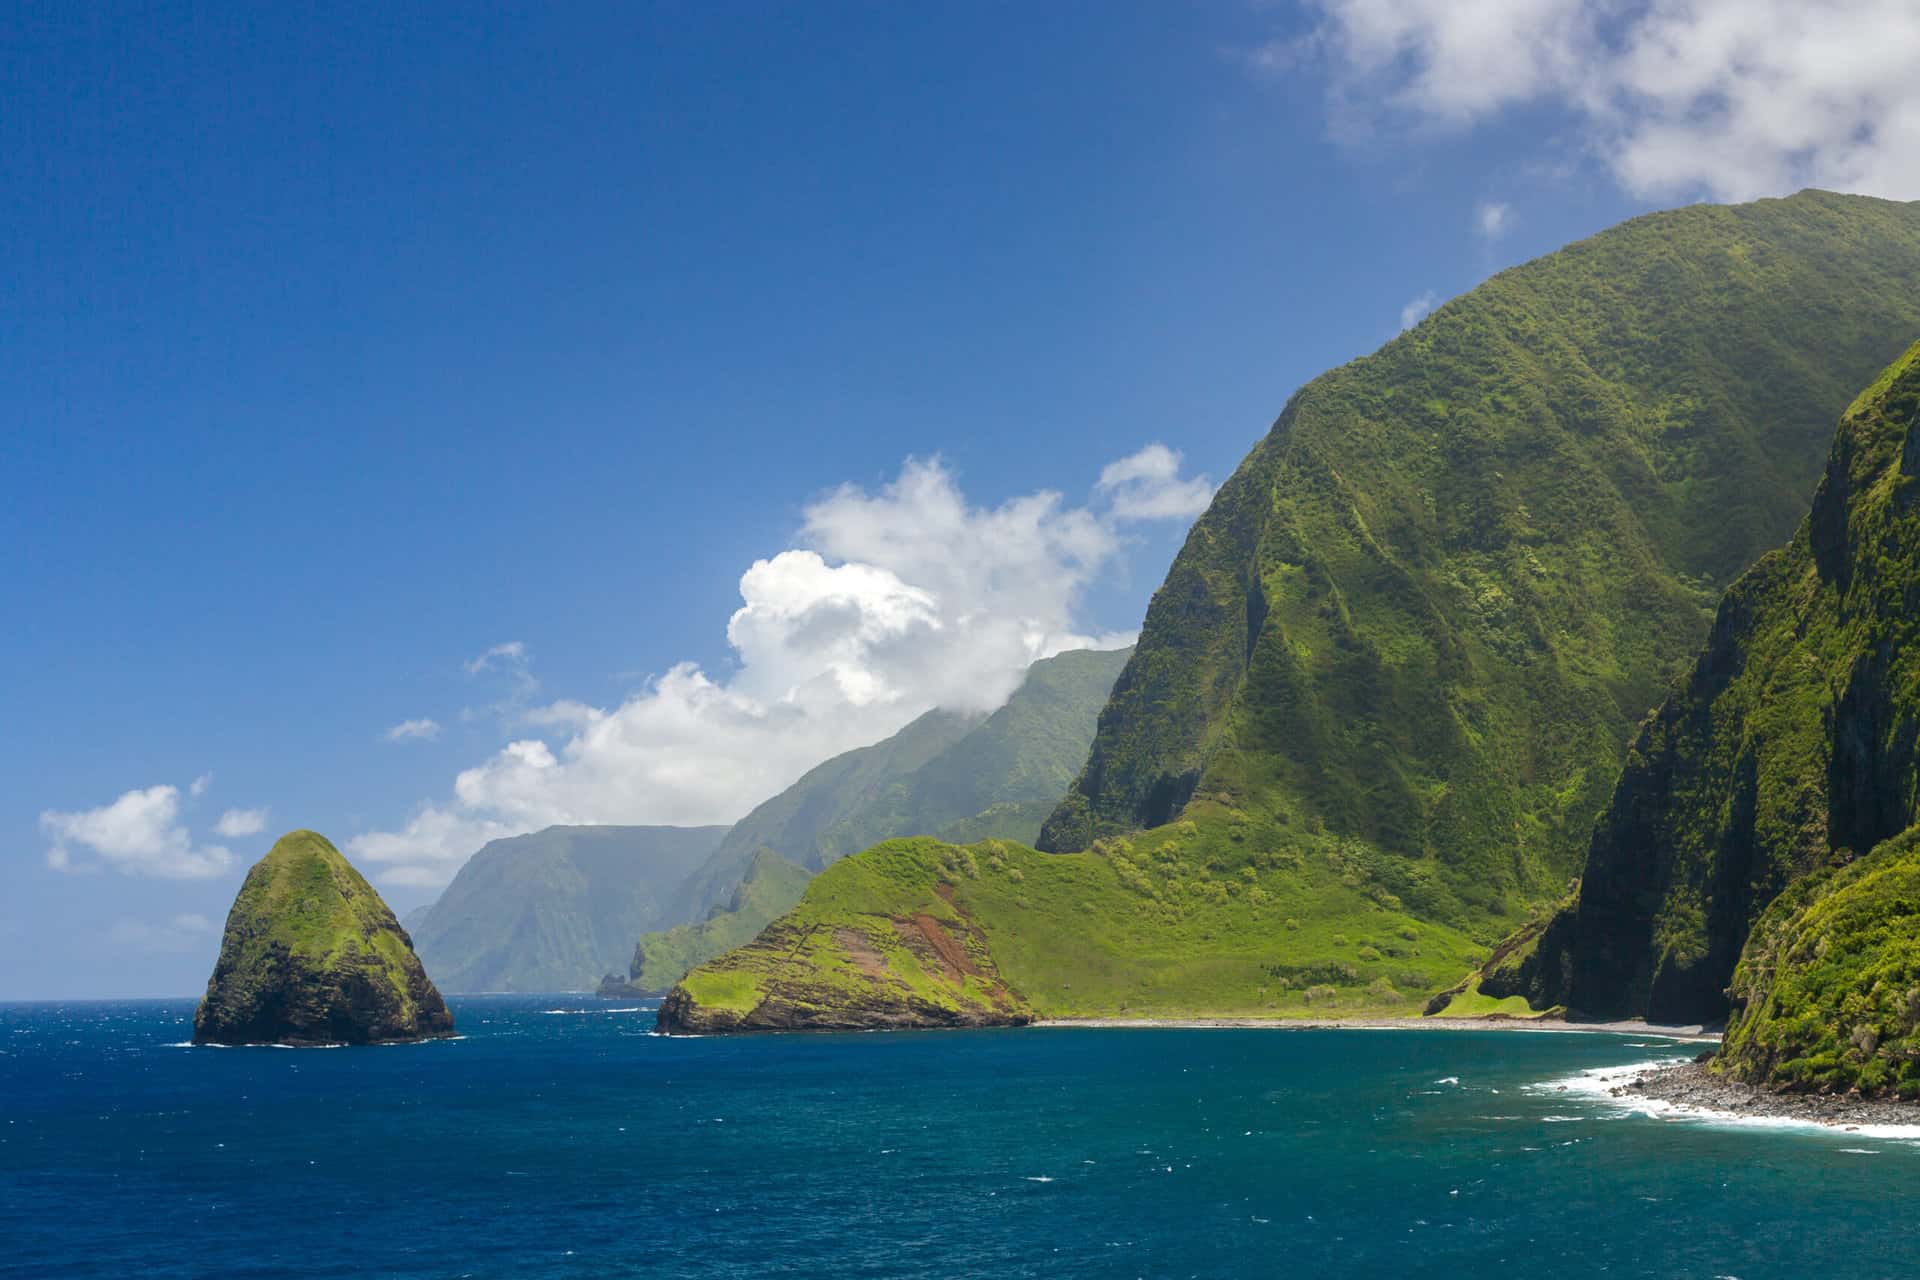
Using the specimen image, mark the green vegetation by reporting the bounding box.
[676,193,1920,1029]
[1718,828,1920,1097]
[641,647,1129,986]
[194,830,454,1045]
[1497,341,1920,1025]
[410,824,726,992]
[662,813,1491,1030]
[625,850,811,991]
[1041,192,1920,942]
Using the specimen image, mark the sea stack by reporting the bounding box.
[193,830,455,1046]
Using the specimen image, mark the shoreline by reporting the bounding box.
[1029,1015,1721,1042]
[1605,1060,1920,1132]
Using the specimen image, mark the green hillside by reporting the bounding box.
[410,824,725,992]
[1480,341,1920,1031]
[627,646,1131,988]
[1044,191,1920,921]
[670,646,1132,920]
[1718,828,1920,1096]
[623,850,812,993]
[671,192,1920,1027]
[658,829,1490,1031]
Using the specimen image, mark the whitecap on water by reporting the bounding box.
[1531,1060,1920,1141]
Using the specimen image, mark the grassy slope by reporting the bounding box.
[675,816,1490,1026]
[411,824,726,992]
[636,648,1130,987]
[1042,192,1920,948]
[629,850,812,991]
[1494,341,1920,1024]
[1717,826,1920,1096]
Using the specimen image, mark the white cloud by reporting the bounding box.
[1095,444,1216,522]
[189,772,212,799]
[464,641,528,677]
[107,913,218,953]
[41,785,234,879]
[213,806,269,838]
[350,448,1207,888]
[385,718,443,743]
[1399,290,1438,329]
[1475,200,1513,240]
[1299,0,1920,201]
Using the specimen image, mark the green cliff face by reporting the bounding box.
[1041,192,1920,942]
[1490,342,1920,1026]
[634,647,1131,987]
[194,830,454,1046]
[410,824,726,993]
[1717,828,1920,1096]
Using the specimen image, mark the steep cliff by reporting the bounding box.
[1487,341,1920,1024]
[1041,192,1920,953]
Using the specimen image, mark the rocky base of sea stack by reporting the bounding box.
[654,984,1033,1034]
[1613,1059,1920,1129]
[596,974,655,1000]
[195,942,457,1046]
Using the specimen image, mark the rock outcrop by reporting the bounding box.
[654,839,1036,1033]
[194,830,455,1046]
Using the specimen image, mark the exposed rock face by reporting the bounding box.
[194,830,455,1046]
[1494,341,1920,1026]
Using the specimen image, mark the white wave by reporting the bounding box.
[543,1007,650,1016]
[1532,1060,1920,1141]
[1434,1076,1460,1085]
[1024,1175,1055,1183]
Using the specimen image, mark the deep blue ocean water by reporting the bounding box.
[3,997,1914,1278]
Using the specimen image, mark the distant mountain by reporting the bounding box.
[1479,343,1920,1079]
[619,647,1132,990]
[411,825,726,993]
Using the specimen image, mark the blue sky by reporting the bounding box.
[6,1,1912,997]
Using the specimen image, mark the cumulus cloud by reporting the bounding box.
[1096,444,1216,522]
[213,806,269,838]
[41,785,234,879]
[1475,200,1513,240]
[1296,0,1920,201]
[385,718,443,743]
[189,772,212,799]
[1399,290,1438,329]
[107,913,218,953]
[349,447,1209,887]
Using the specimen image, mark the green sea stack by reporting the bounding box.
[193,830,455,1046]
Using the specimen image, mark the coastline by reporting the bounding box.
[1029,1015,1721,1042]
[1603,1060,1920,1132]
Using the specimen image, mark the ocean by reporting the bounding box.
[2,996,1911,1277]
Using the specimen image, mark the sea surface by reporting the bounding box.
[3,997,1914,1278]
